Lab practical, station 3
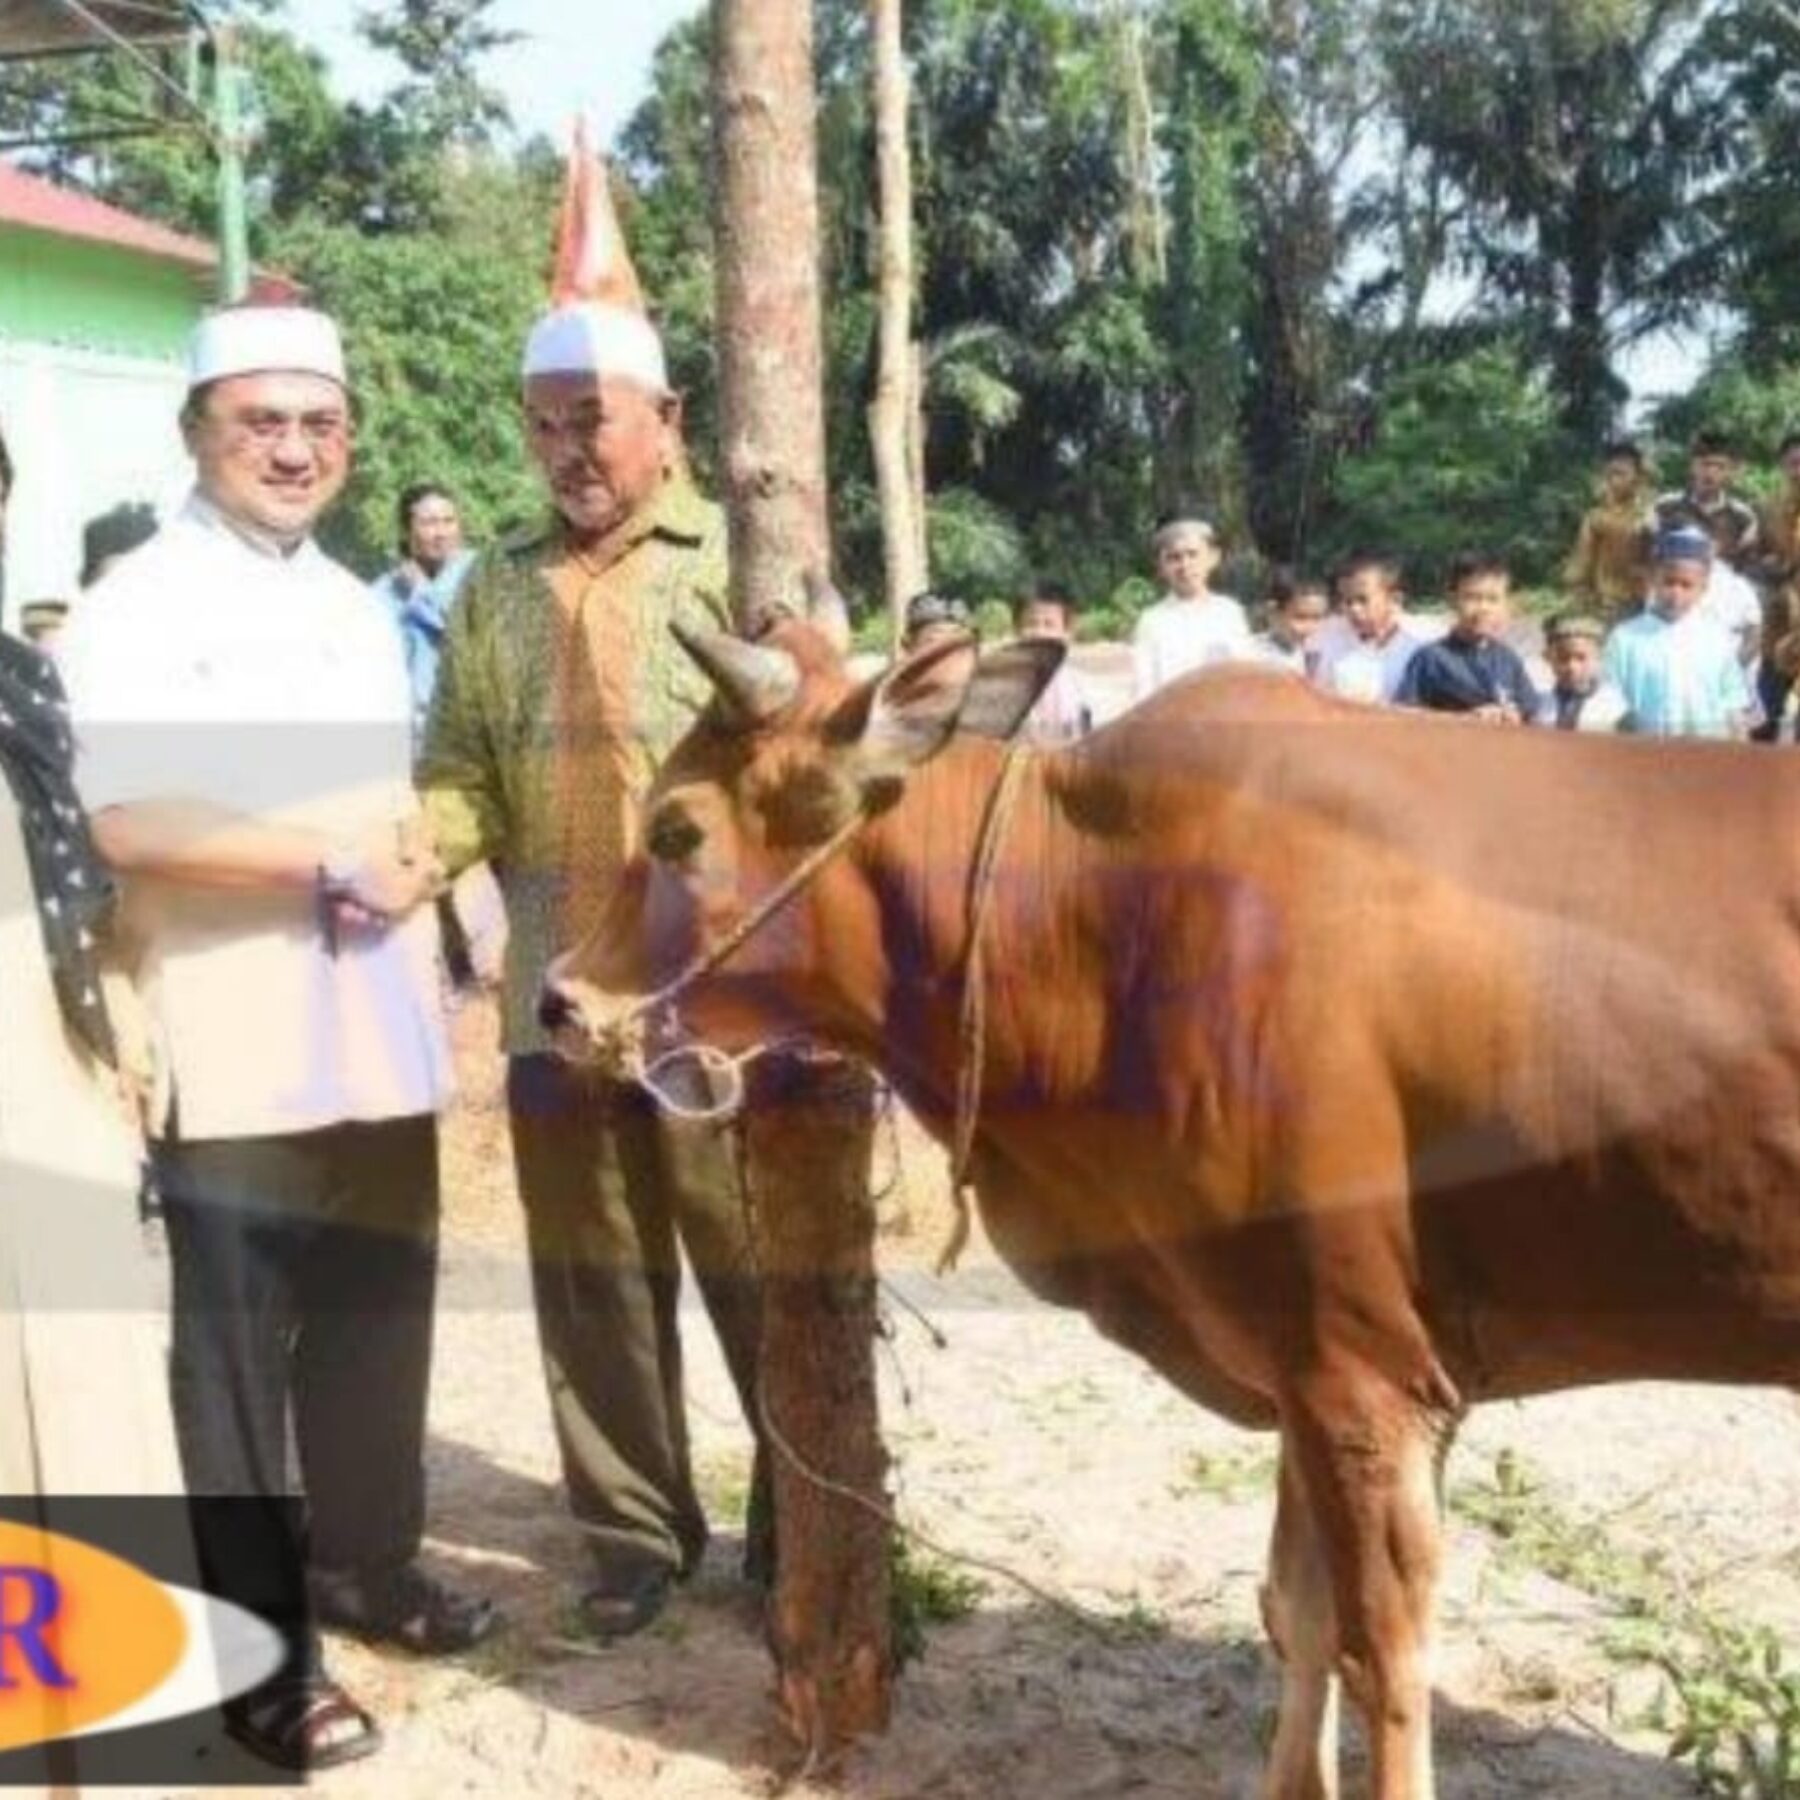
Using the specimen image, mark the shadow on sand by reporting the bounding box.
[402,1434,1696,1800]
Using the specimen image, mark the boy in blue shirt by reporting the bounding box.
[1395,550,1539,722]
[1603,525,1753,739]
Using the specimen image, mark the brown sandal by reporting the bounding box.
[226,1675,382,1771]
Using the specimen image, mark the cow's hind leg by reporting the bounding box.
[1259,1438,1340,1800]
[1284,1370,1458,1800]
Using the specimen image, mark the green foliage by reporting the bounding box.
[889,1538,984,1669]
[271,156,556,571]
[1653,1624,1800,1800]
[1453,1449,1800,1800]
[1325,344,1582,591]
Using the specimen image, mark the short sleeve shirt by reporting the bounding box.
[1602,608,1750,739]
[57,493,452,1140]
[1131,593,1253,701]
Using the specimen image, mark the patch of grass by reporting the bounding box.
[890,1538,985,1669]
[1171,1444,1278,1504]
[1644,1622,1800,1799]
[695,1451,751,1527]
[1452,1449,1800,1799]
[1103,1594,1173,1645]
[1449,1450,1669,1619]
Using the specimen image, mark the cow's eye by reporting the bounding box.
[646,807,704,865]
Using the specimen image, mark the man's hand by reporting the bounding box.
[333,823,446,928]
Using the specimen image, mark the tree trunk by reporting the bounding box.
[710,0,895,1761]
[744,1056,891,1757]
[1112,0,1167,286]
[711,0,832,622]
[869,0,928,644]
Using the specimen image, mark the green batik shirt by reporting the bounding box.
[419,474,730,1055]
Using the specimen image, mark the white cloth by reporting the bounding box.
[188,305,346,390]
[1533,681,1633,733]
[0,780,184,1495]
[1131,592,1253,700]
[58,493,452,1141]
[1701,560,1762,657]
[1250,632,1309,676]
[1311,613,1433,704]
[522,301,669,389]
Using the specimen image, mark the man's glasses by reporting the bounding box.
[223,409,351,448]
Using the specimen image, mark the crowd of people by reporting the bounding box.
[935,426,1800,752]
[0,125,1797,1788]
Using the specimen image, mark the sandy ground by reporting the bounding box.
[196,995,1800,1800]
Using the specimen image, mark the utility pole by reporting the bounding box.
[211,21,251,302]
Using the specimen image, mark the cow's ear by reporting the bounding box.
[958,639,1066,740]
[831,634,982,783]
[831,635,1067,789]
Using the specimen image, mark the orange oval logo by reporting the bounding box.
[0,1521,186,1752]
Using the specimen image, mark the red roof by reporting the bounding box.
[0,160,216,271]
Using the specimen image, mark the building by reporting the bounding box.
[0,163,246,620]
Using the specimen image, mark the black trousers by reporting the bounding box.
[506,1055,769,1584]
[153,1117,440,1615]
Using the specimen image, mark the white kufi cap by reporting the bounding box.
[521,301,668,389]
[187,306,347,391]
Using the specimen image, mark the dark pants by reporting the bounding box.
[506,1055,769,1584]
[154,1116,440,1671]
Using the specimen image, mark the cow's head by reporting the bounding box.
[538,581,1063,1087]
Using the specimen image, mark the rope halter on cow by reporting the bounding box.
[570,664,1036,1273]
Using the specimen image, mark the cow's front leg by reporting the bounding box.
[1259,1439,1340,1800]
[1283,1369,1457,1800]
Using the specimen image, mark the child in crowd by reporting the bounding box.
[1537,614,1632,733]
[1655,429,1760,571]
[1564,441,1653,620]
[1130,513,1251,700]
[1395,551,1540,722]
[1251,569,1331,676]
[901,589,974,654]
[1603,525,1753,739]
[1312,551,1430,704]
[1012,580,1095,746]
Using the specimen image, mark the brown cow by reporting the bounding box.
[540,611,1800,1800]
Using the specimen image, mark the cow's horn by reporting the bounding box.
[671,623,801,724]
[803,568,852,654]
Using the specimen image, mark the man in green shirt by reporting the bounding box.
[419,195,768,1641]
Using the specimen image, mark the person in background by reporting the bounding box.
[902,589,975,654]
[420,138,774,1648]
[17,598,69,653]
[370,483,476,749]
[1251,569,1331,676]
[1012,579,1093,746]
[1564,441,1654,620]
[1130,513,1251,701]
[1311,551,1430,704]
[1603,524,1752,739]
[1395,550,1539,722]
[1752,431,1800,737]
[1537,613,1633,733]
[1655,429,1760,571]
[58,304,498,1773]
[81,501,160,589]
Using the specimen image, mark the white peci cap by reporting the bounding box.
[521,301,668,390]
[187,306,347,391]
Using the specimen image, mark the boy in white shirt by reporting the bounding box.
[1311,551,1431,704]
[1130,514,1251,701]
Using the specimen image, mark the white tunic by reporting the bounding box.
[1131,591,1253,701]
[1311,613,1434,705]
[0,779,183,1495]
[58,493,452,1142]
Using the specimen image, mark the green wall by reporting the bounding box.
[0,227,205,360]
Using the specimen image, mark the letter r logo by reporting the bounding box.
[0,1567,74,1691]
